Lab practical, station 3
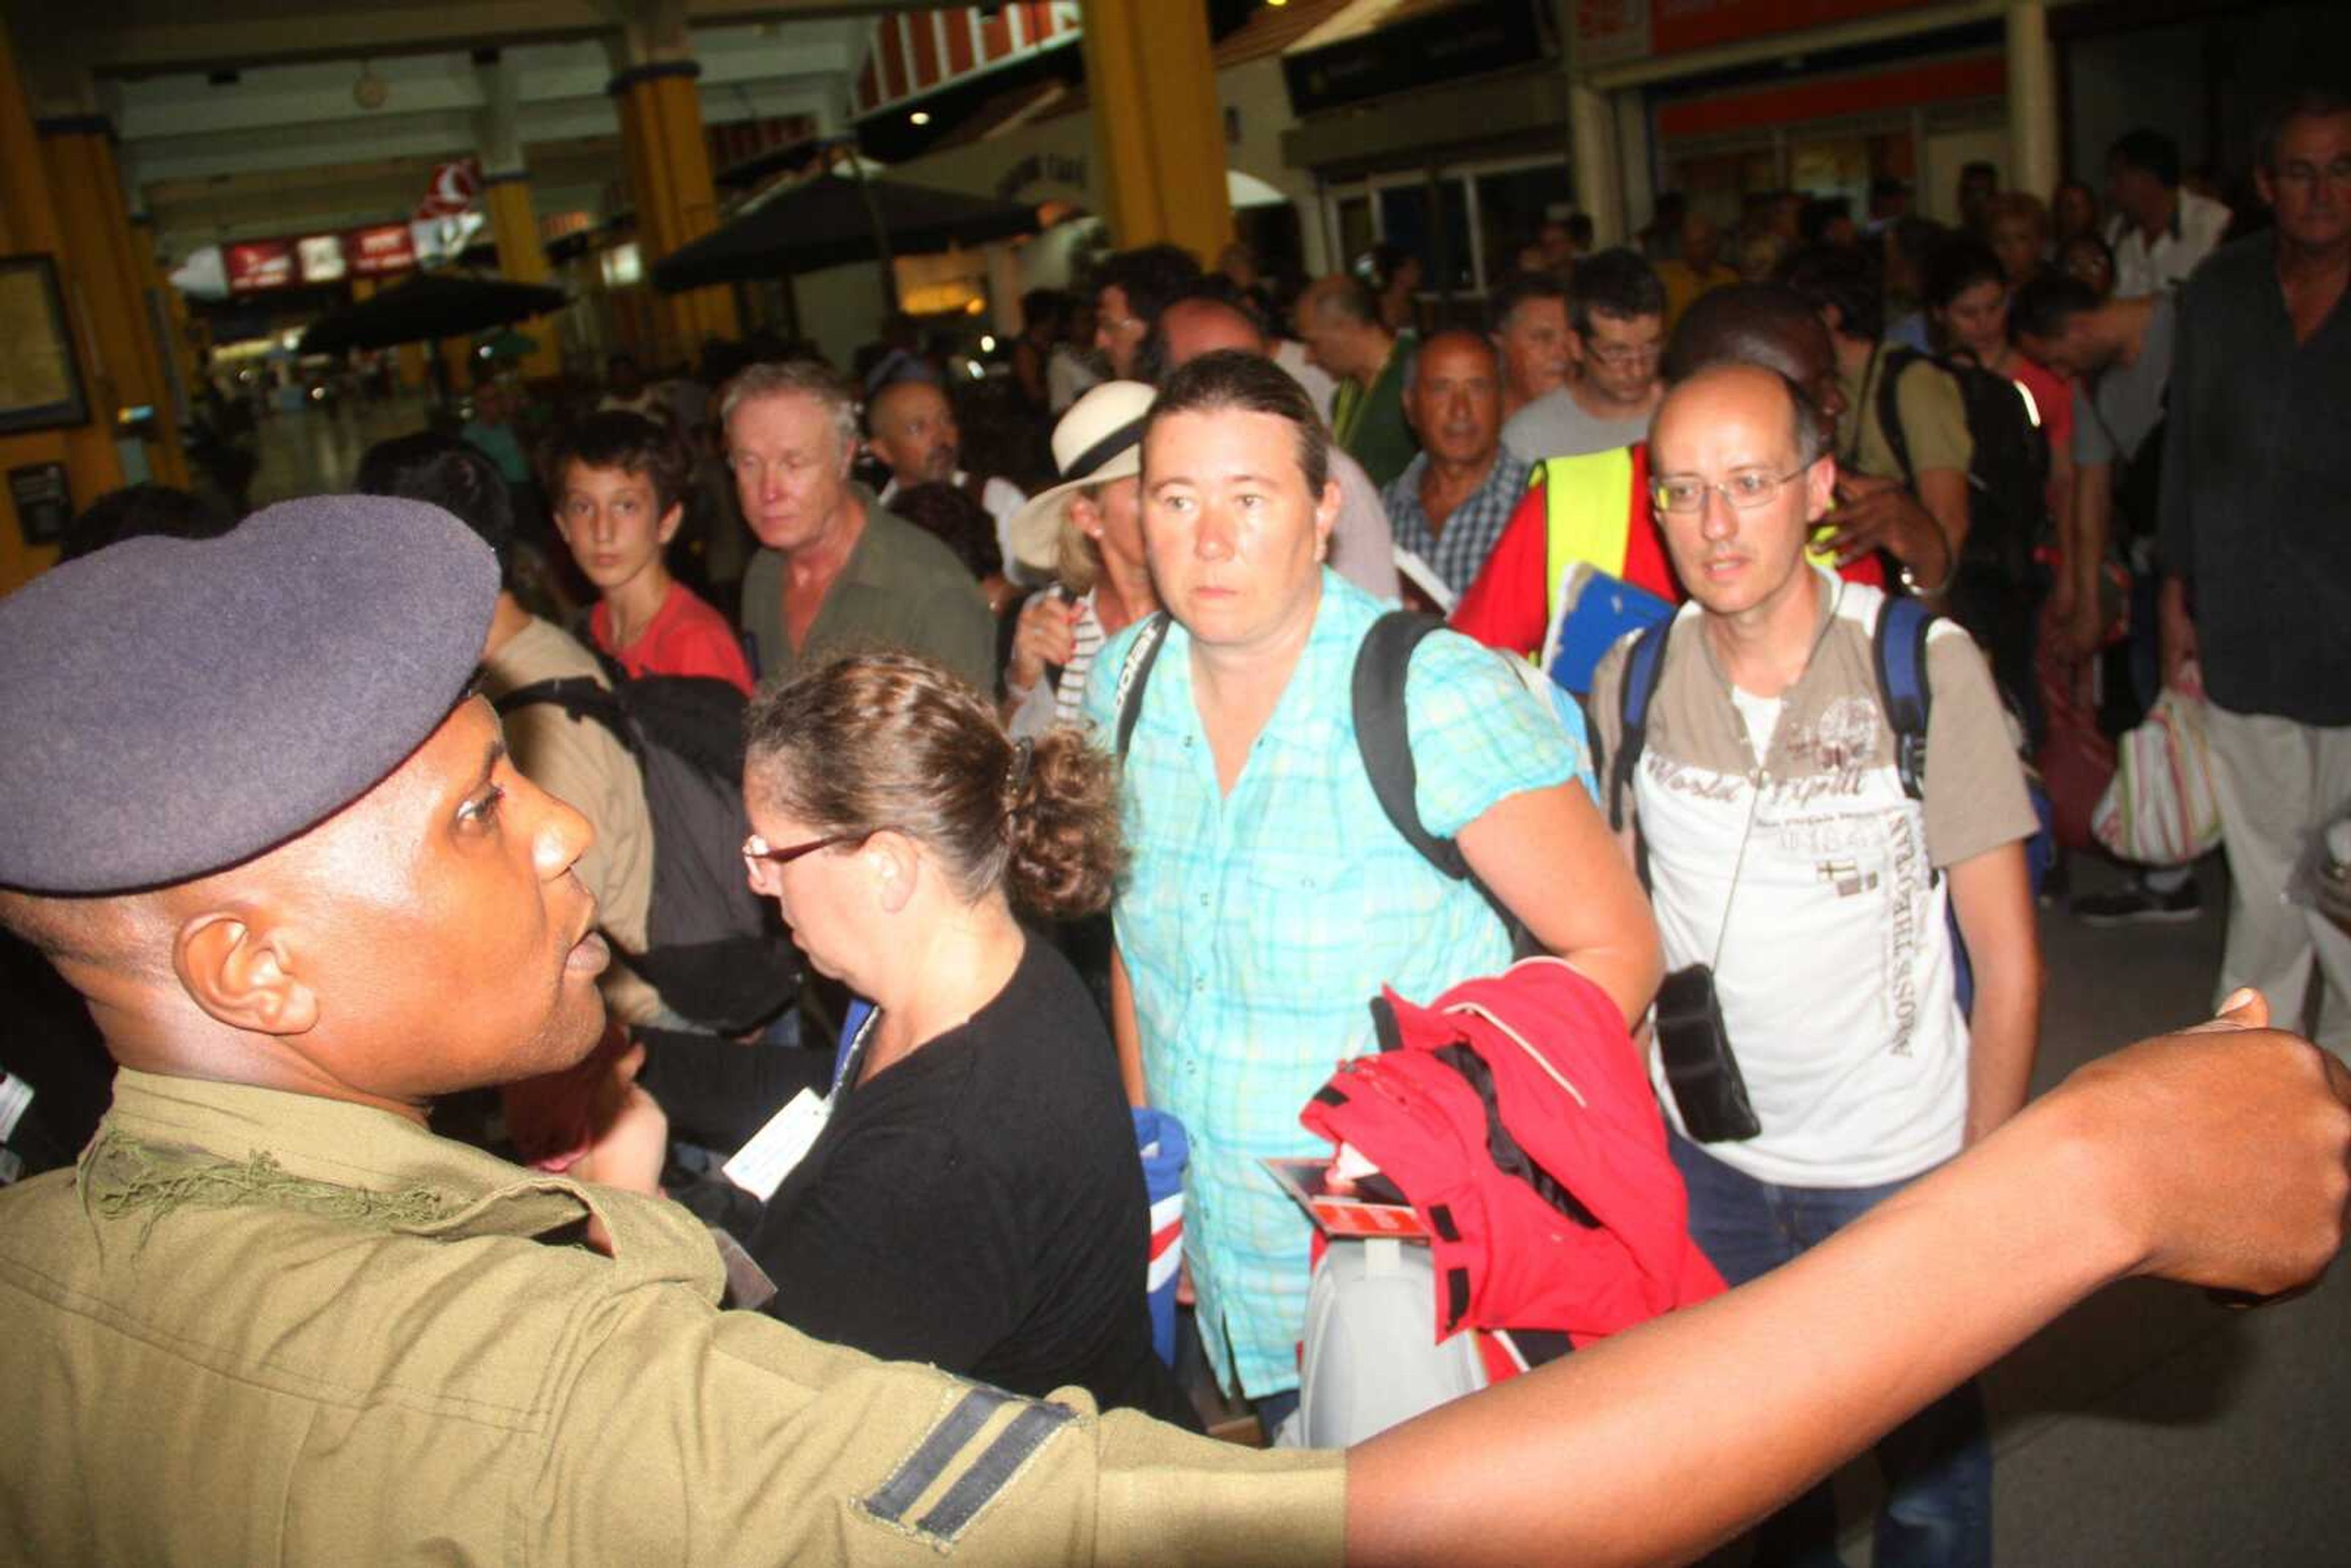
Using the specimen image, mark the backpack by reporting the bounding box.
[1602,595,2053,1013]
[496,656,799,1033]
[1111,609,1537,958]
[1874,347,2051,590]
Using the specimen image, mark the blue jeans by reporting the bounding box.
[1670,1134,1993,1568]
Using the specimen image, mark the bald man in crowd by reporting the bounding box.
[1295,274,1420,487]
[1381,329,1531,598]
[1,497,2348,1563]
[863,377,1031,583]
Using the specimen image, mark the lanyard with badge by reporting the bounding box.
[718,1001,880,1201]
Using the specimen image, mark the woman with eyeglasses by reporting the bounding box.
[594,650,1199,1427]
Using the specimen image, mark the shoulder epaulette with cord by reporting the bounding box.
[1112,609,1537,958]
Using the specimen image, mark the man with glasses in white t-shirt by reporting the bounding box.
[1589,361,2043,1568]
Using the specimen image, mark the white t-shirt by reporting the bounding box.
[2107,189,2232,301]
[1590,576,2038,1188]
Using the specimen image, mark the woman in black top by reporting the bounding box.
[634,651,1195,1428]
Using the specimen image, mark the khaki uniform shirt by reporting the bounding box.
[0,1070,1346,1566]
[741,488,998,694]
[480,615,662,1024]
[1834,343,1973,487]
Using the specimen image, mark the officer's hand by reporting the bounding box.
[1822,474,1949,581]
[2056,991,2351,1299]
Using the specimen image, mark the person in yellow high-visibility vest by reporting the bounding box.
[1453,285,1968,672]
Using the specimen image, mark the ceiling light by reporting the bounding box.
[353,61,388,111]
[910,111,931,126]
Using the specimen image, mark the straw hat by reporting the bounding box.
[1003,380,1156,575]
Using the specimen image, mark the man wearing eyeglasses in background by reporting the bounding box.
[1588,360,2043,1568]
[1501,248,1668,463]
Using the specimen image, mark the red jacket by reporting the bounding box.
[1300,958,1723,1349]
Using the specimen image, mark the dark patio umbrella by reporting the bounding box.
[650,171,1038,293]
[299,271,567,354]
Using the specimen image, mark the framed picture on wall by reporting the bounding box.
[0,254,90,435]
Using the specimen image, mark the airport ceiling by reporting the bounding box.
[9,0,954,260]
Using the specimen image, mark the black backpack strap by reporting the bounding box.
[1349,610,1527,953]
[492,677,636,754]
[1608,619,1672,835]
[1111,612,1172,762]
[1873,346,1922,494]
[1872,593,1935,803]
[1351,611,1468,879]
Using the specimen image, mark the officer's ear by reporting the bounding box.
[176,907,319,1037]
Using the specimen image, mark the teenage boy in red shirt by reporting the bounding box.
[551,411,755,694]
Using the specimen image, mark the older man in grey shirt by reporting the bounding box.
[725,360,997,692]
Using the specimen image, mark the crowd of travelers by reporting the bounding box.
[2,86,2350,1567]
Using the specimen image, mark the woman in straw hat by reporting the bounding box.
[1002,381,1161,740]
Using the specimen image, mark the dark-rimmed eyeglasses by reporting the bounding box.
[741,830,886,890]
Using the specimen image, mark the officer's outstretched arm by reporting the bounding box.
[1344,994,2350,1568]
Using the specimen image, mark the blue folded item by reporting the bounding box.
[1133,1107,1190,1368]
[1543,565,1674,697]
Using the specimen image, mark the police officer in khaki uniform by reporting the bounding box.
[1,494,2347,1568]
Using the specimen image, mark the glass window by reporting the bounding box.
[1436,178,1474,294]
[1373,179,1475,296]
[1336,194,1375,279]
[1375,184,1429,279]
[1474,162,1573,284]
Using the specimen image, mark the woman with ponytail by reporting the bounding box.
[691,650,1197,1424]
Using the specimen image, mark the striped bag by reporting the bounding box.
[2093,689,2224,867]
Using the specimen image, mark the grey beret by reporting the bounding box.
[0,495,497,893]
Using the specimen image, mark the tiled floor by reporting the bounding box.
[1848,853,2350,1566]
[246,390,447,509]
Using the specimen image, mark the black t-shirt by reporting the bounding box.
[748,939,1196,1427]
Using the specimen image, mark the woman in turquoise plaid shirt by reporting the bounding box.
[1082,351,1662,1427]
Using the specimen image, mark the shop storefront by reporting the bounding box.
[1649,36,2010,228]
[1283,0,1576,312]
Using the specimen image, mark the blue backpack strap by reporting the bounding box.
[1607,620,1672,835]
[1111,612,1172,762]
[1872,593,1935,803]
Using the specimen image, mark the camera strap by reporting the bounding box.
[1703,580,1845,973]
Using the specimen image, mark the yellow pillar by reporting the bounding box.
[1079,0,1231,260]
[396,337,427,393]
[0,20,122,594]
[609,61,737,366]
[130,215,203,441]
[2006,0,2061,201]
[38,118,188,490]
[483,174,564,380]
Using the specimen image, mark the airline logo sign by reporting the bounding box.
[416,158,481,220]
